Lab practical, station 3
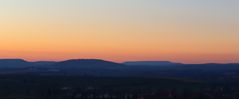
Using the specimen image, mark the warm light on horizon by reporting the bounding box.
[0,0,239,64]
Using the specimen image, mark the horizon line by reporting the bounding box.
[0,58,239,64]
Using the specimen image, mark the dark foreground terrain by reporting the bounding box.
[0,75,239,99]
[1,59,239,99]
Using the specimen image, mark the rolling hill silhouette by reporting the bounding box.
[54,59,123,68]
[0,59,32,68]
[0,58,239,82]
[124,61,179,66]
[0,59,55,68]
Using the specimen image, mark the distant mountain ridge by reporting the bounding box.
[0,59,56,68]
[0,59,31,68]
[124,61,179,66]
[1,58,239,82]
[53,59,124,69]
[57,59,122,67]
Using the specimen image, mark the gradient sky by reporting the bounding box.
[0,0,239,63]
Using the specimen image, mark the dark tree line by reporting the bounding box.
[0,75,239,99]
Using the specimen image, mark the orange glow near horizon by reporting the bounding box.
[1,50,239,64]
[0,0,239,64]
[0,20,239,63]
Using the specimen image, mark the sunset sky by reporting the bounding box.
[0,0,239,63]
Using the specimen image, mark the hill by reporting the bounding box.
[124,61,179,66]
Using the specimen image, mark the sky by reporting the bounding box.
[0,0,239,63]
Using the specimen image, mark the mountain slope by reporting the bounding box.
[0,59,32,68]
[124,61,179,66]
[55,59,123,68]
